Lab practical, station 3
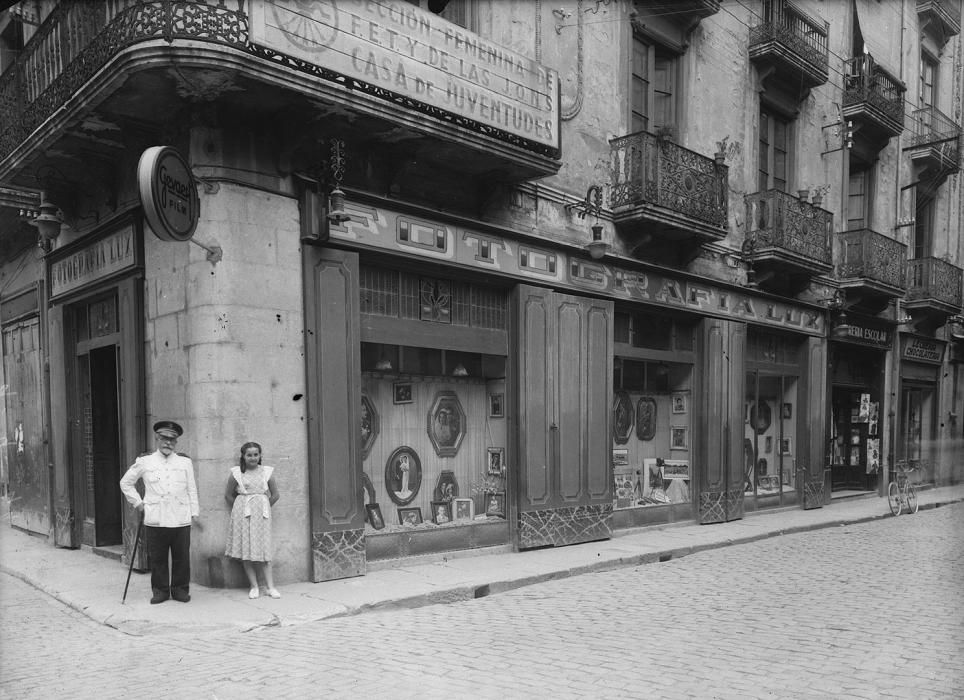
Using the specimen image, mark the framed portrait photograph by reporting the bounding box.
[385,446,422,506]
[487,446,505,476]
[483,492,506,518]
[430,500,452,525]
[488,392,504,418]
[782,402,792,419]
[670,426,688,450]
[671,392,687,414]
[765,436,772,454]
[393,382,413,405]
[365,503,385,530]
[779,437,793,455]
[452,497,474,522]
[397,506,423,526]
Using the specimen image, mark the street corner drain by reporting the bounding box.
[658,553,673,562]
[474,584,491,599]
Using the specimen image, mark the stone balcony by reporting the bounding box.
[842,54,905,152]
[748,0,829,99]
[905,257,964,323]
[609,130,728,266]
[743,189,832,296]
[0,0,561,222]
[904,106,962,190]
[834,229,907,312]
[917,0,961,46]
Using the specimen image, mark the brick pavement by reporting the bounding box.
[2,502,962,699]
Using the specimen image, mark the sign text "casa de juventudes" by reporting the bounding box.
[248,0,559,150]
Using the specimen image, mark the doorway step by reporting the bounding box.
[86,544,124,562]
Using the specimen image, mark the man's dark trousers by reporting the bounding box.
[146,525,191,598]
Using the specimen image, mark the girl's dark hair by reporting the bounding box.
[239,442,263,472]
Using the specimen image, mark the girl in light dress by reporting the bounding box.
[224,441,280,599]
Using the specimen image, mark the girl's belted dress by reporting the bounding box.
[225,465,273,561]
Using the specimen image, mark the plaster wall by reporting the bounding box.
[142,182,309,587]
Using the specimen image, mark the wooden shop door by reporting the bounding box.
[513,285,613,549]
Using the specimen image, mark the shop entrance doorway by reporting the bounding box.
[68,295,124,547]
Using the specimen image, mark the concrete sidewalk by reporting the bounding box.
[3,485,963,636]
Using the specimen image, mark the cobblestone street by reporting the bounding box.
[2,502,962,699]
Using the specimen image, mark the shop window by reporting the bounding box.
[611,358,693,510]
[829,388,881,490]
[361,341,507,535]
[744,372,799,499]
[403,0,476,29]
[614,311,694,351]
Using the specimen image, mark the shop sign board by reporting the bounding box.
[834,317,892,348]
[328,199,826,336]
[901,335,945,364]
[137,146,200,242]
[49,224,136,299]
[248,0,559,151]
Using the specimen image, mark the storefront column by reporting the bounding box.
[696,318,745,523]
[303,246,366,581]
[801,336,828,508]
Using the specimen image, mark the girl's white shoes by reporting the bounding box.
[248,587,280,599]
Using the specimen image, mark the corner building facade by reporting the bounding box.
[0,0,961,585]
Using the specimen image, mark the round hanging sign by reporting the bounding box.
[137,146,200,242]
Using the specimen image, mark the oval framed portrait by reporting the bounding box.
[385,446,422,506]
[749,401,772,435]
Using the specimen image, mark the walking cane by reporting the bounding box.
[122,512,144,604]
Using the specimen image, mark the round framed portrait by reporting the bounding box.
[385,446,422,506]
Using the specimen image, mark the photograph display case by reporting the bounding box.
[360,342,508,536]
[610,358,693,510]
[744,372,798,496]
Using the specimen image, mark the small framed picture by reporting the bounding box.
[779,437,793,455]
[431,500,452,524]
[393,382,413,405]
[765,436,772,454]
[487,446,505,475]
[365,503,385,530]
[782,402,792,419]
[671,426,688,450]
[671,392,687,414]
[483,492,506,518]
[397,506,423,526]
[452,497,474,522]
[612,448,629,467]
[489,392,504,418]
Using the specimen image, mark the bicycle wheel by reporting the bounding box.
[906,484,919,514]
[888,481,902,515]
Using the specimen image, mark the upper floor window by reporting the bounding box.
[847,167,870,230]
[758,108,789,192]
[631,35,678,134]
[920,52,937,108]
[914,194,935,259]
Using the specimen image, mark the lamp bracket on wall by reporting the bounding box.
[189,237,222,264]
[565,184,604,220]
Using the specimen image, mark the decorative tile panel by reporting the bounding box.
[311,528,366,582]
[518,504,612,549]
[803,480,825,510]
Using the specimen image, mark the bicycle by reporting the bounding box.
[887,462,919,516]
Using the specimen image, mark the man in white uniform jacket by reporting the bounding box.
[120,420,200,604]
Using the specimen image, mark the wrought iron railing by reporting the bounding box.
[744,189,832,266]
[0,1,248,162]
[909,105,962,157]
[843,55,904,127]
[0,0,559,166]
[906,257,963,307]
[749,0,829,75]
[835,229,907,291]
[609,131,728,229]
